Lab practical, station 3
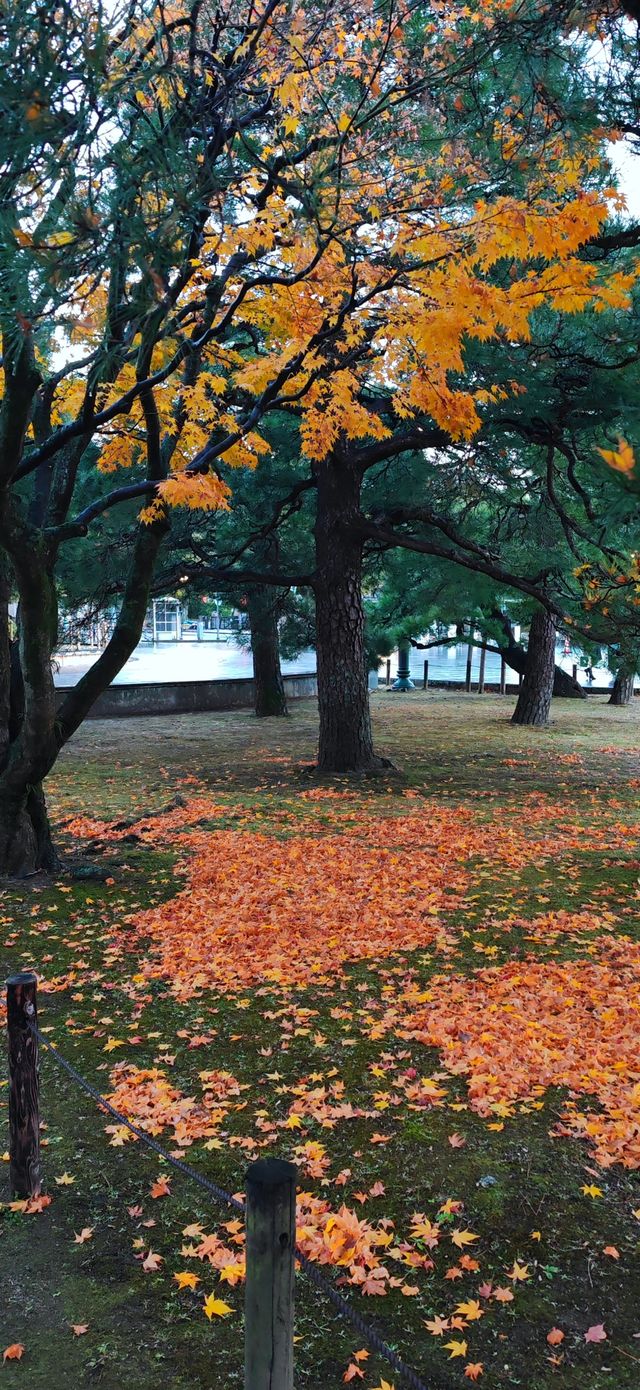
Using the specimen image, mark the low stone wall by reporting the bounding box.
[54,672,318,719]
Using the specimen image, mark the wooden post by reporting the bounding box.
[423,659,429,690]
[465,643,473,692]
[385,658,391,687]
[572,663,577,682]
[500,657,506,695]
[245,1157,296,1390]
[478,646,486,694]
[6,972,41,1198]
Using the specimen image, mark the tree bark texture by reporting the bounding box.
[314,454,379,771]
[608,668,635,705]
[0,508,167,877]
[496,638,584,698]
[247,587,288,717]
[511,609,557,727]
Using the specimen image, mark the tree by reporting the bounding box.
[1,0,470,870]
[4,0,639,870]
[511,608,557,726]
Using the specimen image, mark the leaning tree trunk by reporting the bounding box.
[247,587,288,717]
[314,453,380,772]
[608,668,635,706]
[496,639,585,698]
[511,609,556,727]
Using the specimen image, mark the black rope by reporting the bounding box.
[31,1023,437,1390]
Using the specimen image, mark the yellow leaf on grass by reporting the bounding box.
[174,1271,200,1290]
[203,1295,233,1319]
[451,1229,479,1249]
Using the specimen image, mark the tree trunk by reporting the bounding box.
[0,507,167,878]
[511,609,556,727]
[314,453,380,771]
[247,587,288,717]
[0,784,58,879]
[496,639,584,698]
[608,668,635,706]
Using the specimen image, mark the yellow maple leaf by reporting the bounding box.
[203,1295,233,1319]
[451,1229,479,1249]
[444,1339,468,1359]
[455,1299,483,1321]
[174,1271,200,1290]
[597,437,635,474]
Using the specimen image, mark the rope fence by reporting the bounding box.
[5,972,443,1390]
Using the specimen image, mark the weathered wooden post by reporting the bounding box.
[465,643,473,692]
[500,657,507,695]
[245,1157,296,1390]
[6,972,41,1198]
[385,658,391,687]
[423,659,429,690]
[572,663,578,682]
[478,646,486,695]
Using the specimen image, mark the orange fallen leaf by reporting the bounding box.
[3,1345,24,1362]
[493,1287,514,1302]
[70,1325,89,1337]
[464,1366,483,1382]
[546,1329,564,1346]
[141,1249,163,1272]
[150,1175,171,1199]
[424,1316,450,1336]
[73,1227,94,1244]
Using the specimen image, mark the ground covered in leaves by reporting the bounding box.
[1,691,640,1389]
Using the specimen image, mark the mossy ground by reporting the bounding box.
[1,691,639,1389]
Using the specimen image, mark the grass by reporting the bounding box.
[1,690,639,1389]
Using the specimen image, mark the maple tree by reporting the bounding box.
[1,0,467,869]
[2,0,640,860]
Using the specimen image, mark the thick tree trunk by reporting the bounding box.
[0,784,58,878]
[247,587,288,717]
[511,609,556,727]
[608,668,635,705]
[0,509,166,878]
[314,453,380,772]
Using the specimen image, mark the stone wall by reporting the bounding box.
[54,672,318,718]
